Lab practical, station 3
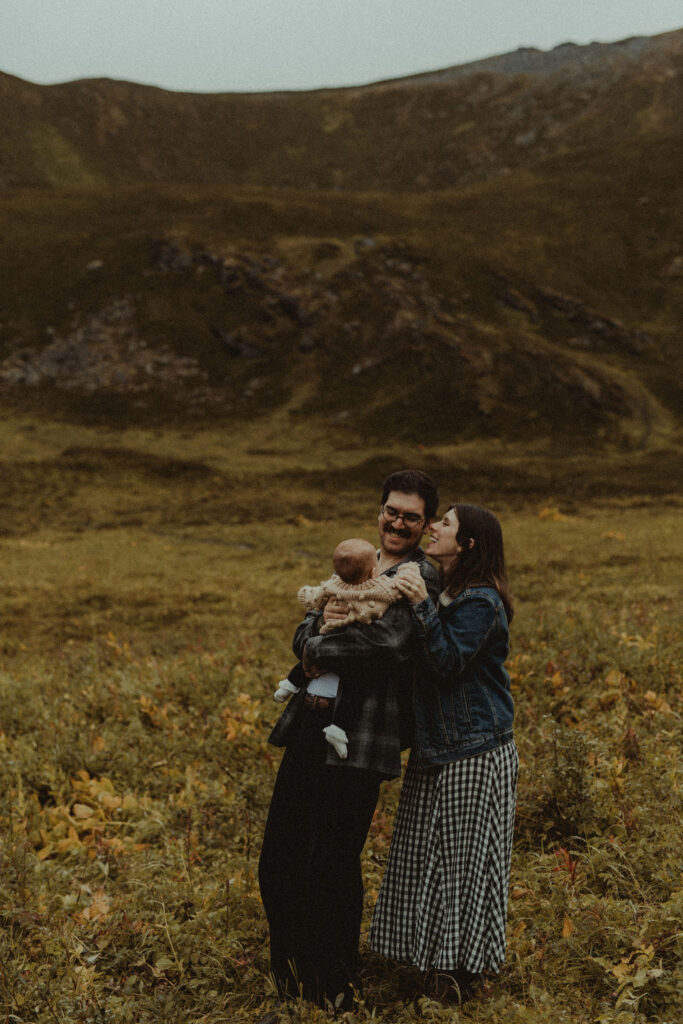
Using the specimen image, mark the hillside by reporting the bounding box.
[1,30,681,191]
[0,31,681,459]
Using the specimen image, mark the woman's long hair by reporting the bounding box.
[441,503,514,621]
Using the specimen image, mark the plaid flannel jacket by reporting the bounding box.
[267,548,440,779]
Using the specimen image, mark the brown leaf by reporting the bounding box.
[72,803,95,819]
[75,889,111,924]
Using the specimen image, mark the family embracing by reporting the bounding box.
[258,469,518,1012]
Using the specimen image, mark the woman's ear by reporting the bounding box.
[467,537,475,550]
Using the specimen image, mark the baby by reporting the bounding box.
[274,537,410,759]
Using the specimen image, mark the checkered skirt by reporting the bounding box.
[369,741,518,974]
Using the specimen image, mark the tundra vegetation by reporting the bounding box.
[0,417,680,1024]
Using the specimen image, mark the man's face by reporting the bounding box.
[378,490,429,559]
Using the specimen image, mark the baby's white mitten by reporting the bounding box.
[323,724,349,759]
[273,679,300,703]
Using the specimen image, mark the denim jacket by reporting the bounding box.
[410,585,514,766]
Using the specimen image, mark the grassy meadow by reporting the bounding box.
[0,415,681,1024]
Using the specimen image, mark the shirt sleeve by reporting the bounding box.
[301,599,416,674]
[411,594,500,680]
[292,610,322,658]
[422,563,440,604]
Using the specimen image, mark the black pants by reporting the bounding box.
[258,704,381,1009]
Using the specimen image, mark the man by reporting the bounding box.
[258,469,440,1011]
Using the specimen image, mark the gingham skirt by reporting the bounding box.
[369,741,518,974]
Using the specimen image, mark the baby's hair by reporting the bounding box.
[333,538,377,584]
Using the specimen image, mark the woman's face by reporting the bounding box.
[425,508,462,566]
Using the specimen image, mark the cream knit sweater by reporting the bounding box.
[298,564,411,634]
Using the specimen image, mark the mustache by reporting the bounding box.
[383,524,412,538]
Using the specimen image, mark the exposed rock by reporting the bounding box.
[499,288,540,324]
[213,328,265,359]
[0,300,210,395]
[0,234,663,437]
[535,288,654,354]
[275,293,310,326]
[659,255,683,278]
[351,356,380,375]
[313,241,342,260]
[151,238,193,272]
[393,35,655,87]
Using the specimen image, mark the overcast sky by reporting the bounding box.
[2,1,681,93]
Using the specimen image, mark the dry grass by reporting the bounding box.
[0,417,681,1022]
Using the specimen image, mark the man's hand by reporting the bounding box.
[322,597,349,626]
[395,563,429,604]
[302,645,321,678]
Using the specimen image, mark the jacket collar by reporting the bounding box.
[378,545,429,575]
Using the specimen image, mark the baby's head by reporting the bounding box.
[333,538,378,584]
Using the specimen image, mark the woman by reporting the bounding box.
[369,503,517,1002]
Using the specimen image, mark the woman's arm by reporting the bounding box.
[411,594,500,680]
[395,562,501,678]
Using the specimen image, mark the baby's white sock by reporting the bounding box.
[323,724,348,759]
[273,678,300,703]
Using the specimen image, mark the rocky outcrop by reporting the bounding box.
[535,288,654,355]
[496,277,655,355]
[0,299,216,406]
[0,232,667,439]
[384,35,657,86]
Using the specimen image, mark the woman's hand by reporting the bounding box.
[395,563,428,604]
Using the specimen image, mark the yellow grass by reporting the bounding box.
[0,414,681,1022]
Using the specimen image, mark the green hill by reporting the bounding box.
[0,31,681,458]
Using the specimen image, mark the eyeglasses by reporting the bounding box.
[380,504,425,527]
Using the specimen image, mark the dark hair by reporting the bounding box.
[442,503,514,621]
[381,469,439,521]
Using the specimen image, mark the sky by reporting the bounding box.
[2,1,681,94]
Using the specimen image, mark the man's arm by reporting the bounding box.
[300,599,416,676]
[292,610,323,660]
[292,555,438,675]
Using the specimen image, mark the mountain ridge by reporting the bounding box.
[374,32,673,87]
[1,28,681,191]
[2,28,679,94]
